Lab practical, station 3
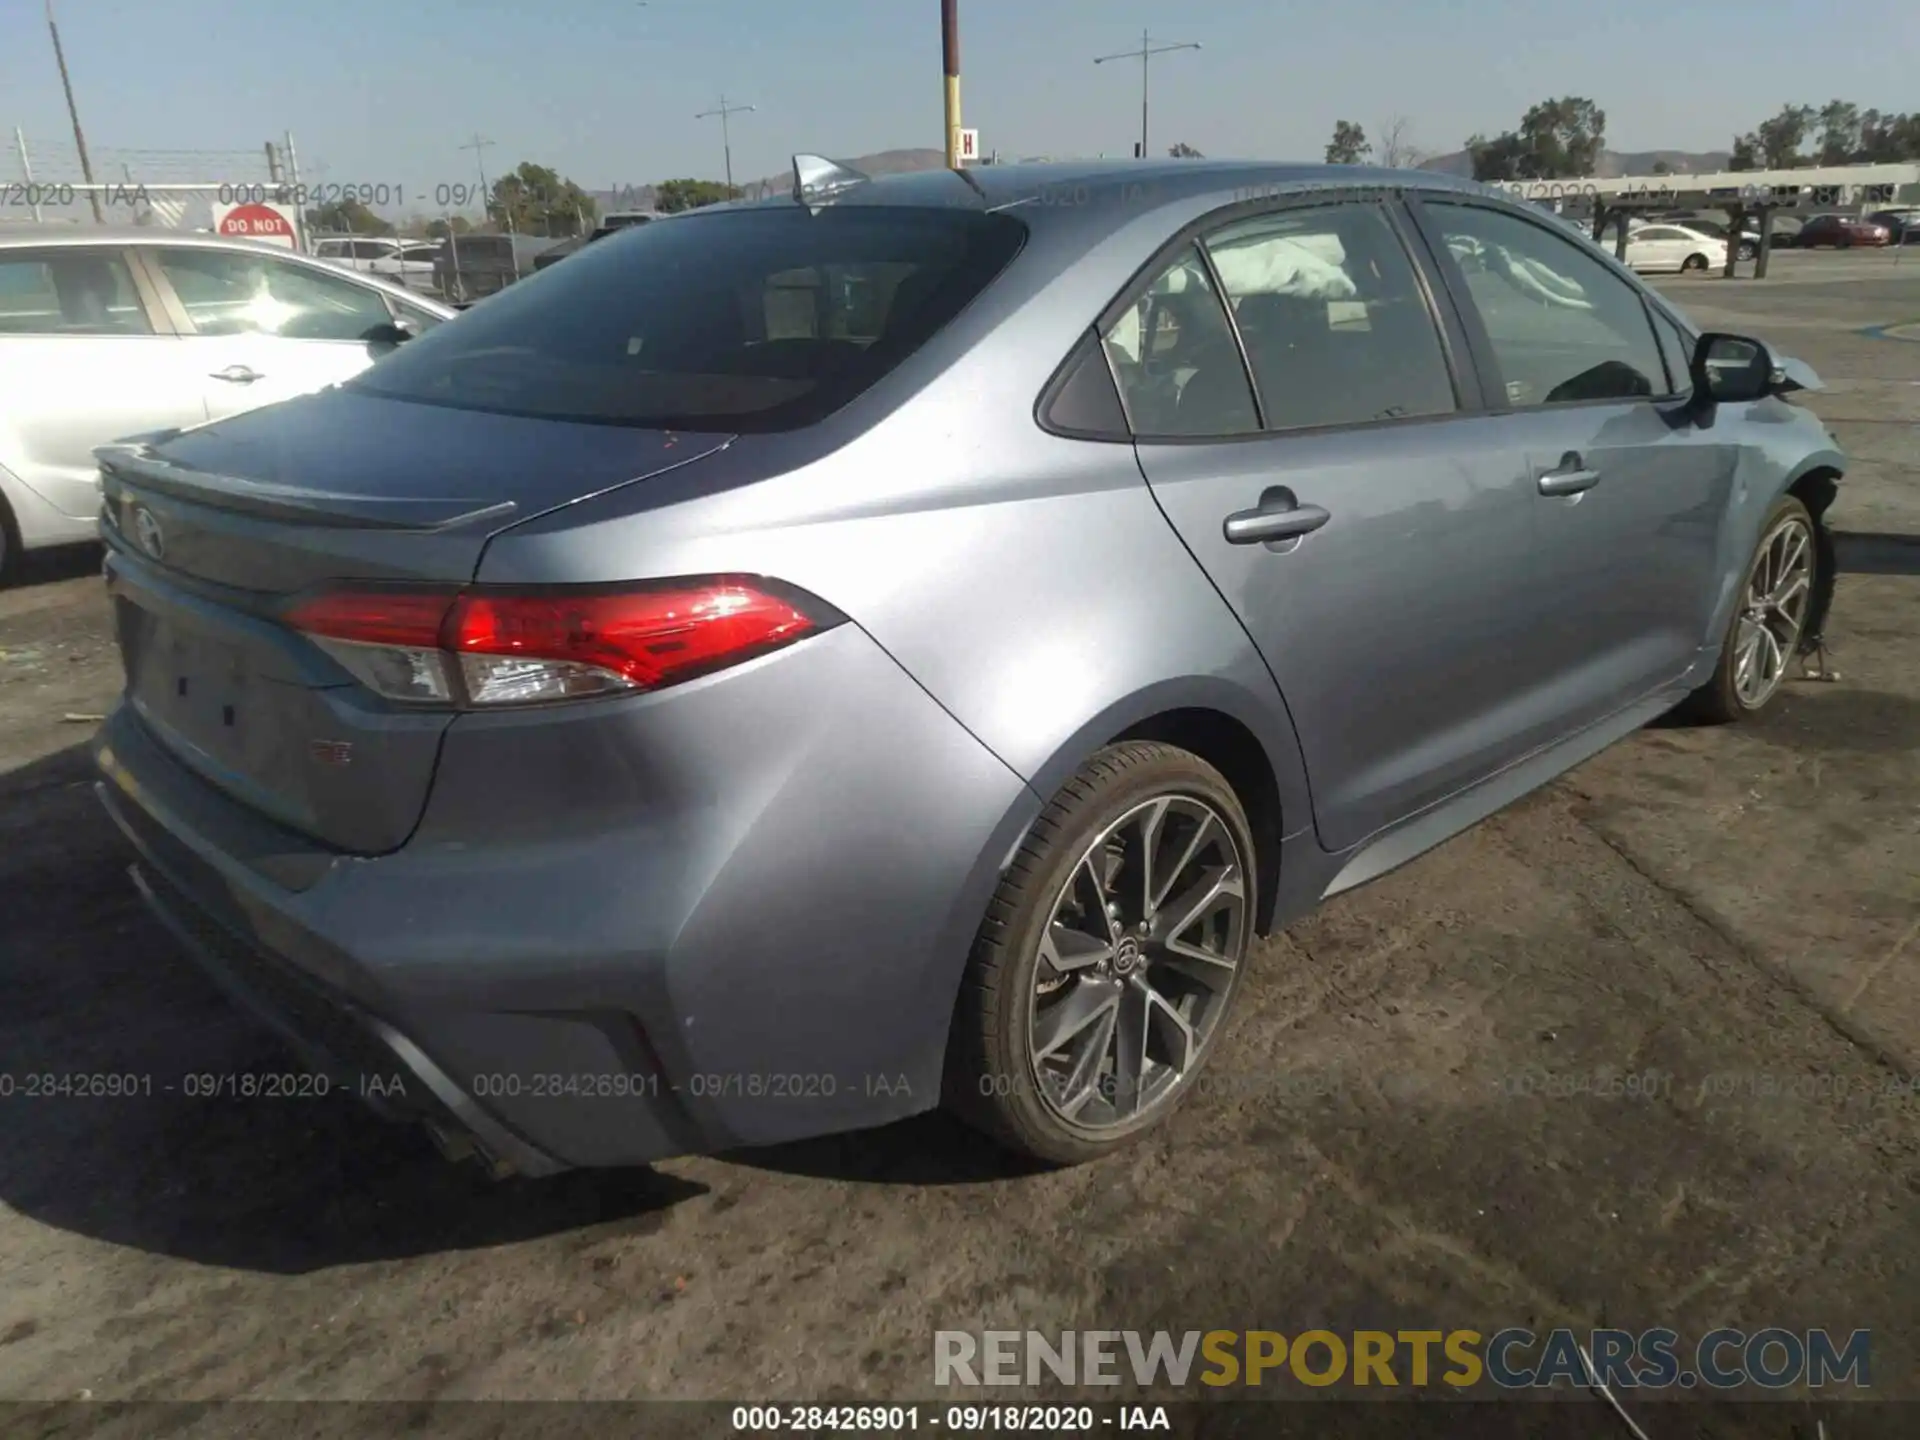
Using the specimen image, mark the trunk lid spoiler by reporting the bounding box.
[96,443,518,533]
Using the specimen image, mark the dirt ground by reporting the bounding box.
[1,250,1917,1425]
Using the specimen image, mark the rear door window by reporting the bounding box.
[0,250,153,335]
[350,206,1027,430]
[1202,204,1457,432]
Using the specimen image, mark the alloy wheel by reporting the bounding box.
[1733,513,1814,709]
[1025,794,1247,1132]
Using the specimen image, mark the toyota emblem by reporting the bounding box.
[131,505,165,561]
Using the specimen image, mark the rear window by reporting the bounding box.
[351,205,1027,431]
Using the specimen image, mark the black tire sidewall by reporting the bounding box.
[953,744,1256,1163]
[1696,494,1817,722]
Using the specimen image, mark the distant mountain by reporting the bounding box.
[1419,147,1733,179]
[593,148,947,211]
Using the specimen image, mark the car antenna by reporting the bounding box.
[791,154,872,210]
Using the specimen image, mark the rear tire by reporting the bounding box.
[945,742,1256,1165]
[1681,253,1708,273]
[0,491,20,589]
[1677,495,1819,725]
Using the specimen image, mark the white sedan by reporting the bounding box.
[1618,223,1729,275]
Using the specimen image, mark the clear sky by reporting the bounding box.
[3,0,1915,215]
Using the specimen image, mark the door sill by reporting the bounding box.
[1319,686,1686,900]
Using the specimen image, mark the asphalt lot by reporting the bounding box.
[1,248,1917,1423]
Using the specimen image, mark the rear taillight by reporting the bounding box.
[286,577,836,707]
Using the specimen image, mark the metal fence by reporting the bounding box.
[7,132,288,229]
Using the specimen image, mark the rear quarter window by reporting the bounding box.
[350,206,1027,431]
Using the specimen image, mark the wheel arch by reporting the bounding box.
[1012,678,1309,940]
[1785,459,1844,650]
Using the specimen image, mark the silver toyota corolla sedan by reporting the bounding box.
[90,158,1843,1175]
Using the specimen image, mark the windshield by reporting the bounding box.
[351,205,1026,431]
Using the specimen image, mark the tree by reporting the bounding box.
[1168,141,1204,158]
[653,178,742,213]
[305,197,392,236]
[485,161,597,237]
[1729,134,1759,171]
[426,215,473,239]
[1754,104,1815,168]
[1465,131,1528,181]
[1324,121,1370,166]
[1857,110,1920,162]
[1651,159,1673,175]
[1465,97,1605,182]
[1816,101,1862,166]
[1516,96,1606,177]
[1376,115,1424,169]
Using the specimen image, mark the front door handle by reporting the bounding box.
[210,365,263,384]
[1537,452,1601,497]
[1223,501,1332,545]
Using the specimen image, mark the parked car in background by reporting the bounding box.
[1763,213,1806,248]
[312,235,442,292]
[1795,214,1892,249]
[1619,222,1728,273]
[1667,215,1761,260]
[89,160,1843,1176]
[532,211,662,271]
[436,233,565,303]
[0,226,452,580]
[1866,209,1920,244]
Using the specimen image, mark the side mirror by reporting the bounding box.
[1690,332,1774,405]
[364,319,416,349]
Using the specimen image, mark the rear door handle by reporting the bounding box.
[210,365,263,384]
[1223,501,1332,545]
[1536,452,1602,496]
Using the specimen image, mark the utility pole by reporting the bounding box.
[1094,28,1200,160]
[44,0,103,223]
[459,133,496,226]
[696,95,755,193]
[941,0,962,169]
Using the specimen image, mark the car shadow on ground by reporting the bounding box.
[1833,529,1920,577]
[0,541,102,592]
[733,1110,1052,1188]
[0,743,706,1276]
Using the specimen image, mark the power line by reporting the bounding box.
[1094,28,1200,160]
[696,94,755,192]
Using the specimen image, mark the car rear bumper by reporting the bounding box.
[92,622,1039,1172]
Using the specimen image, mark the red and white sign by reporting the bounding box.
[212,200,299,249]
[956,128,979,163]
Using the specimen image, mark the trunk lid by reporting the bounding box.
[98,387,733,854]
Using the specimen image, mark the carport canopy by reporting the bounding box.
[1486,162,1920,278]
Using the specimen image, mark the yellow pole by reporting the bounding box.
[942,0,962,167]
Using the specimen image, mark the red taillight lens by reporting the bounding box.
[284,588,456,648]
[286,577,833,707]
[449,581,820,691]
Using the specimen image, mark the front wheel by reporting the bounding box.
[0,491,19,588]
[945,742,1256,1165]
[1678,496,1819,724]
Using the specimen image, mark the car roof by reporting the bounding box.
[0,224,313,254]
[703,158,1493,233]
